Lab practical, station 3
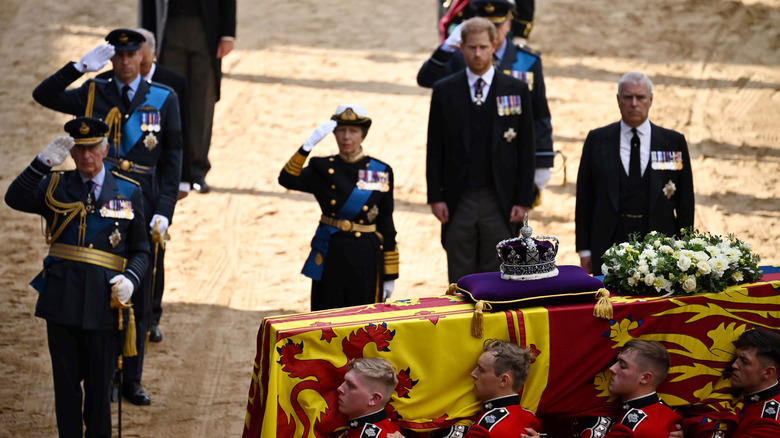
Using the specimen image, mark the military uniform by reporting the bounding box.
[279,147,399,311]
[732,383,780,438]
[4,123,149,437]
[604,393,681,438]
[338,409,401,438]
[32,30,183,401]
[465,394,541,437]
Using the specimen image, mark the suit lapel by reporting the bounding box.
[604,122,622,213]
[647,123,665,212]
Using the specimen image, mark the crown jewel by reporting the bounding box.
[496,214,559,281]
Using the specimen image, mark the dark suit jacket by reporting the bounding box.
[139,0,237,101]
[418,40,553,168]
[575,121,695,273]
[33,63,183,221]
[426,69,536,233]
[99,63,192,184]
[5,159,150,330]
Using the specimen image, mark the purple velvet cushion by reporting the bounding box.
[456,265,605,308]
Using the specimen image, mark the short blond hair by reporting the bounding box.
[348,357,398,398]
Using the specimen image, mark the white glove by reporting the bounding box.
[302,120,337,152]
[382,280,395,301]
[150,214,169,236]
[37,136,75,167]
[74,44,115,73]
[534,168,552,190]
[110,274,134,304]
[442,22,464,52]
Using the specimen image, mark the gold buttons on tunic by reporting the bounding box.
[331,185,336,190]
[328,168,334,174]
[362,205,368,211]
[354,232,362,237]
[330,199,336,205]
[358,220,364,224]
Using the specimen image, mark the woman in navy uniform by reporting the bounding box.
[4,117,149,438]
[279,105,399,311]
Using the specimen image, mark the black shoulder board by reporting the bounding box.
[762,400,780,420]
[478,407,509,431]
[620,408,647,431]
[111,170,140,186]
[360,423,381,438]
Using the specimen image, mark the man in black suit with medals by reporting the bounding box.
[4,117,150,437]
[33,28,183,405]
[426,16,536,284]
[420,0,554,201]
[575,72,694,275]
[97,27,188,344]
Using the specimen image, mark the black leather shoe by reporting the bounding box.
[123,382,151,406]
[192,178,210,193]
[149,325,163,343]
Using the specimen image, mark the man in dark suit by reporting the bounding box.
[33,28,183,405]
[420,0,554,199]
[4,117,150,437]
[426,17,536,283]
[575,72,694,275]
[97,27,188,344]
[140,0,237,193]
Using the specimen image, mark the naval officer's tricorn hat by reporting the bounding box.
[331,104,372,133]
[64,117,110,147]
[105,28,146,52]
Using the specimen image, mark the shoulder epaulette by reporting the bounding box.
[111,170,140,186]
[148,80,174,93]
[477,407,509,431]
[89,77,111,85]
[516,44,542,58]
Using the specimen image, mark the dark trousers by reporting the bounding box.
[151,245,165,327]
[443,187,514,283]
[46,321,115,438]
[310,234,381,311]
[160,16,217,181]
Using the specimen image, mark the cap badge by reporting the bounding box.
[119,33,129,43]
[79,122,90,135]
[340,108,357,121]
[485,3,495,14]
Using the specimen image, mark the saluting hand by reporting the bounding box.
[302,120,337,152]
[38,136,74,167]
[75,44,115,73]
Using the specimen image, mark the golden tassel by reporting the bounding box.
[471,300,485,338]
[103,107,123,160]
[593,288,613,319]
[124,308,138,357]
[445,283,458,296]
[85,82,95,117]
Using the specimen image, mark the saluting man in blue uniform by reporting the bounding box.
[4,117,150,438]
[32,28,183,406]
[279,105,399,311]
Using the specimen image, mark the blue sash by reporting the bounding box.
[301,159,387,281]
[112,86,169,158]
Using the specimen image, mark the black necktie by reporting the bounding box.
[122,85,131,110]
[629,128,641,180]
[85,180,95,213]
[474,78,485,105]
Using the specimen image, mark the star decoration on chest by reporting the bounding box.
[144,132,158,150]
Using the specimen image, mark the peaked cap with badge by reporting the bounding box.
[64,116,110,147]
[331,104,372,132]
[105,28,146,52]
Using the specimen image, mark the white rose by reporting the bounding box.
[628,277,638,287]
[709,257,727,277]
[602,264,610,275]
[677,255,692,271]
[697,261,712,275]
[644,273,656,286]
[694,251,710,262]
[660,245,673,254]
[682,276,697,293]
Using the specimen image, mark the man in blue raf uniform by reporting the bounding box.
[4,117,150,438]
[419,0,554,198]
[279,104,399,311]
[33,28,183,405]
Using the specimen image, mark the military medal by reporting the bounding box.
[651,151,684,170]
[505,70,534,90]
[100,199,134,220]
[357,169,390,192]
[497,95,522,116]
[144,132,158,150]
[109,226,122,248]
[503,127,517,142]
